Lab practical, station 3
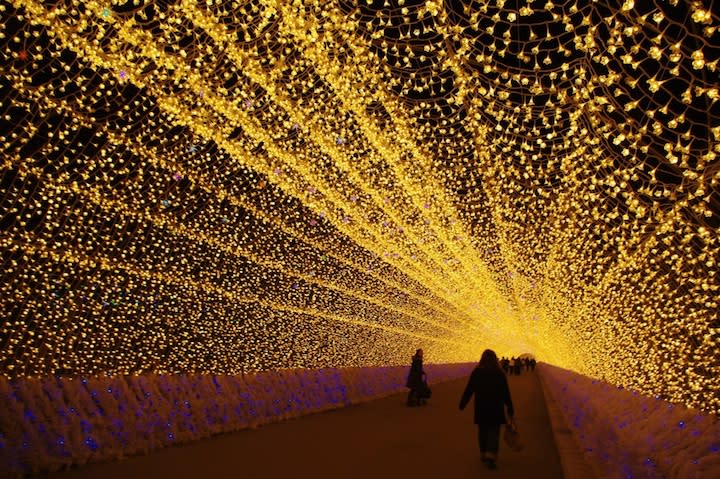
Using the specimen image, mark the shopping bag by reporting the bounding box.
[504,419,524,452]
[419,381,432,399]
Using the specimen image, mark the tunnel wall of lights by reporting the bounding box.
[1,0,718,446]
[539,364,720,479]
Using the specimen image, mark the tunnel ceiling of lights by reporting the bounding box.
[0,0,718,412]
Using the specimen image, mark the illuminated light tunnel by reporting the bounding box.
[0,0,718,475]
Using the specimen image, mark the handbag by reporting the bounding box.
[417,380,431,399]
[503,419,523,452]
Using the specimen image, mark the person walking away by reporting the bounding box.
[406,349,426,406]
[459,349,515,470]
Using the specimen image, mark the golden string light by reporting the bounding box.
[0,0,718,413]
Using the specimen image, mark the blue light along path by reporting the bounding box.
[42,370,563,478]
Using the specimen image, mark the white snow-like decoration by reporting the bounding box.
[539,363,720,479]
[0,363,474,477]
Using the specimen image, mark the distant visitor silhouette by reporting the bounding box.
[459,349,515,470]
[405,349,430,406]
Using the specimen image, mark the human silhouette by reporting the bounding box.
[405,348,427,406]
[459,349,515,470]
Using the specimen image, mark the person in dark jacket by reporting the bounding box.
[459,349,515,469]
[406,349,426,406]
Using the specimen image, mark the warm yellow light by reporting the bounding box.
[0,0,717,414]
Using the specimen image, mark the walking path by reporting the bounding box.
[42,371,563,478]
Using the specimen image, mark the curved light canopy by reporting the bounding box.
[0,0,717,413]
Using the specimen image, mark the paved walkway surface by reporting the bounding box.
[42,371,563,479]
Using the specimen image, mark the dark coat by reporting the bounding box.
[459,366,514,426]
[406,356,424,389]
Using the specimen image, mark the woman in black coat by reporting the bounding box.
[459,349,515,469]
[406,349,426,406]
